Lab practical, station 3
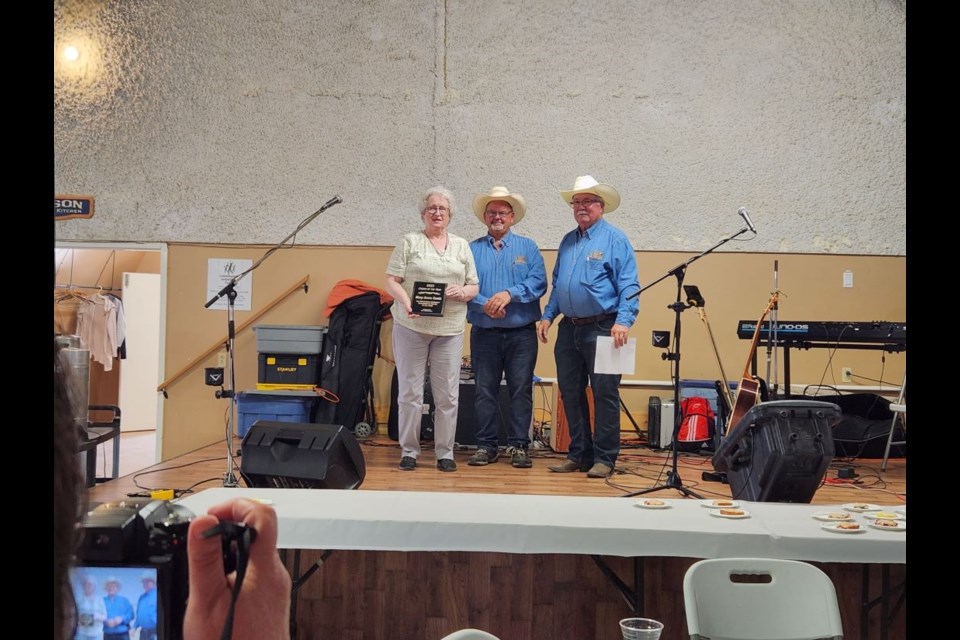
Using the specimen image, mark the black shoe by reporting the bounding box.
[399,456,417,471]
[467,449,499,466]
[508,446,532,469]
[437,458,458,472]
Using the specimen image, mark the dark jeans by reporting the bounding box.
[555,317,622,467]
[470,324,538,451]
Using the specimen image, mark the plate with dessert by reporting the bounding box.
[634,498,673,509]
[821,521,867,534]
[841,502,883,513]
[710,508,750,519]
[812,511,855,522]
[700,499,740,509]
[868,518,906,531]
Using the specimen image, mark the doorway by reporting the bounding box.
[54,242,168,471]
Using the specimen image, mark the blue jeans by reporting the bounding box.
[555,317,622,467]
[470,324,538,451]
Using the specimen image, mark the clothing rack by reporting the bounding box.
[54,283,121,292]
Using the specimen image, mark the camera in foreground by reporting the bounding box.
[73,499,256,640]
[73,499,192,640]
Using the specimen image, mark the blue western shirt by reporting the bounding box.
[136,587,159,629]
[468,231,547,329]
[542,218,640,327]
[103,594,135,635]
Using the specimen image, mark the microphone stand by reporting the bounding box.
[624,220,753,499]
[204,196,343,487]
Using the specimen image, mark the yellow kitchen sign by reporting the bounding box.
[55,195,94,220]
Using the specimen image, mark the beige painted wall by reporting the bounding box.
[159,244,905,460]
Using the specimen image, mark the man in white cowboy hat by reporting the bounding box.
[134,571,159,640]
[537,175,640,478]
[102,575,135,640]
[466,186,547,469]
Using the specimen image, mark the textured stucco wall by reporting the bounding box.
[54,0,906,254]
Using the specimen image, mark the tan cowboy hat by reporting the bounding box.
[472,186,526,224]
[560,175,621,213]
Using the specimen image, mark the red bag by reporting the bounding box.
[677,396,715,452]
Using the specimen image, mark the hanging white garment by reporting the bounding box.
[76,294,119,371]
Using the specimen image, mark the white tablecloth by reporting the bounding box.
[177,488,906,564]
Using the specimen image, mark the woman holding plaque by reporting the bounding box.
[385,186,479,472]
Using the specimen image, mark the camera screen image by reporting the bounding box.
[70,565,161,640]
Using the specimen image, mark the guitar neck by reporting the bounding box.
[697,307,736,412]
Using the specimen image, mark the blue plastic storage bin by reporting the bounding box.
[236,391,318,437]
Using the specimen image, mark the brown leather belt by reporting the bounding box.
[568,312,617,326]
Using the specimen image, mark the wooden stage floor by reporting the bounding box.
[88,432,907,506]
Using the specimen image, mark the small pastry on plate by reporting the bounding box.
[719,508,745,516]
[827,512,851,520]
[643,499,666,506]
[836,522,861,530]
[873,519,900,528]
[712,500,735,507]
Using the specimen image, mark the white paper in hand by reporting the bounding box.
[594,336,636,375]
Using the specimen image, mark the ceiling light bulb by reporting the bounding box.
[64,46,80,61]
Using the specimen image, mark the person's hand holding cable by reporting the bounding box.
[184,498,292,640]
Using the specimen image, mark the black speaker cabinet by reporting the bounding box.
[387,371,512,446]
[712,400,841,503]
[240,421,366,490]
[454,380,511,447]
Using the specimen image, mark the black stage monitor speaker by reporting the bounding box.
[712,400,841,503]
[240,421,366,490]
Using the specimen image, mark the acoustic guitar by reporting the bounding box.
[726,291,780,434]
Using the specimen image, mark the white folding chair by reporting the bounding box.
[683,557,844,640]
[881,371,906,472]
[439,630,500,640]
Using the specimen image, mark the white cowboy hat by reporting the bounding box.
[472,186,526,224]
[560,175,620,213]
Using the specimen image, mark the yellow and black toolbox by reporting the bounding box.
[253,325,328,390]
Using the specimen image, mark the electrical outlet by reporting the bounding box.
[841,367,853,383]
[217,350,227,368]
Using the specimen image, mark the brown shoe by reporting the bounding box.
[586,463,613,478]
[549,459,585,473]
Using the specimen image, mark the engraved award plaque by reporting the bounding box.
[411,282,446,316]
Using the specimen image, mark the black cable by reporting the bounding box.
[211,525,257,640]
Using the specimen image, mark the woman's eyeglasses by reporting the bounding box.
[425,205,449,214]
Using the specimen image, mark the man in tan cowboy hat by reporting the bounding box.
[102,575,135,640]
[537,175,640,478]
[467,186,547,469]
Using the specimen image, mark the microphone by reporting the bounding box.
[738,207,756,233]
[321,195,343,210]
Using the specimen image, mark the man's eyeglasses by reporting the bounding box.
[485,210,513,219]
[425,205,449,214]
[569,198,602,208]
